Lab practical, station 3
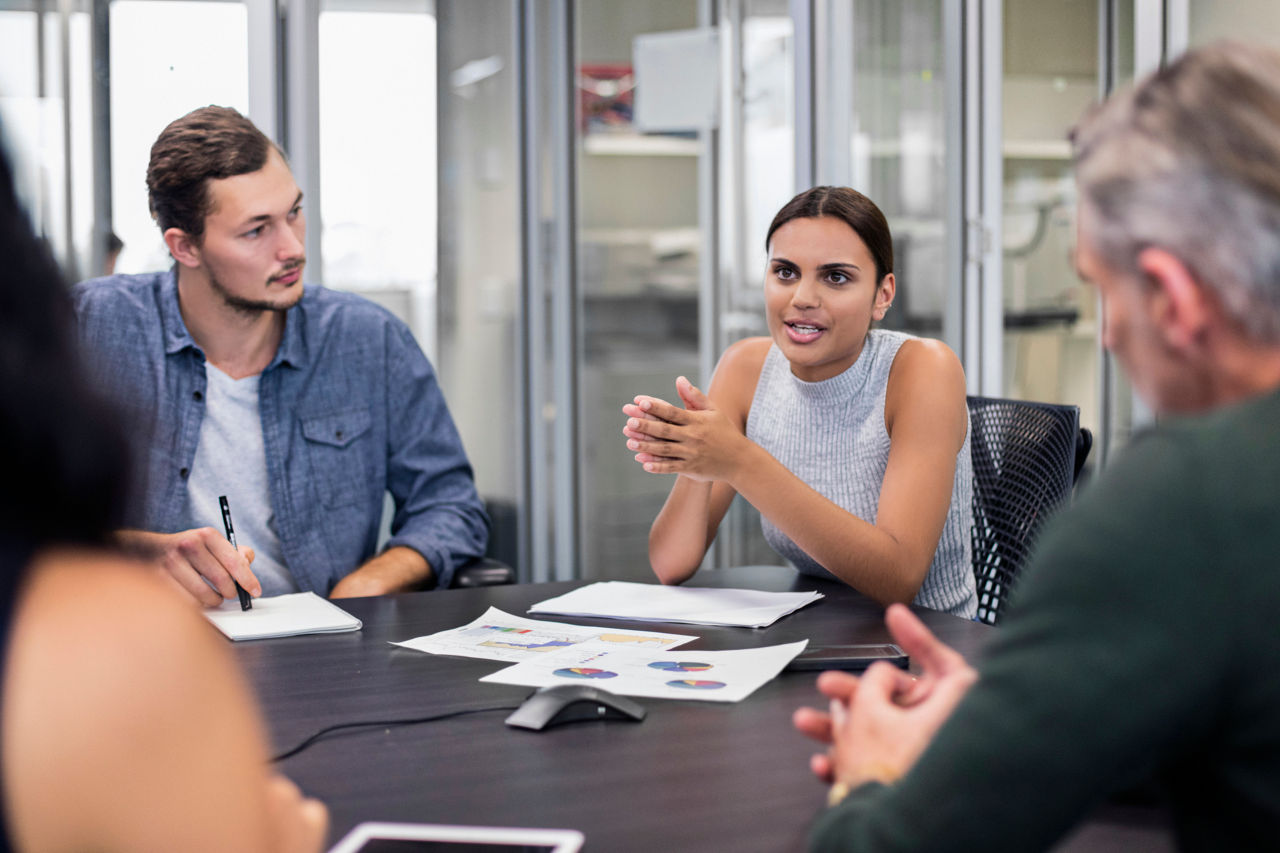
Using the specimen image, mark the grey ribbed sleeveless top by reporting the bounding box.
[745,330,977,617]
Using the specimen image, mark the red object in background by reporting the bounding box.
[578,63,635,133]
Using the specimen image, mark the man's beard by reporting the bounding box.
[208,263,304,315]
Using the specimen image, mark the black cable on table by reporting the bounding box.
[271,704,521,762]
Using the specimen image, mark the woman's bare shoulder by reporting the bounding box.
[711,337,773,421]
[719,336,772,371]
[713,337,772,392]
[889,337,965,392]
[885,337,967,434]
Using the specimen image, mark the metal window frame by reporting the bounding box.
[976,0,1002,396]
[1163,0,1187,58]
[708,0,745,570]
[246,0,280,142]
[1118,0,1169,443]
[697,0,721,435]
[282,0,322,282]
[90,0,111,276]
[5,0,93,275]
[812,0,851,188]
[959,0,1003,395]
[791,0,815,190]
[943,0,964,358]
[519,0,577,583]
[91,0,276,272]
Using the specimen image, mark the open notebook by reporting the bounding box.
[204,592,361,641]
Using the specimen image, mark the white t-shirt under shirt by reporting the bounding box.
[186,362,299,596]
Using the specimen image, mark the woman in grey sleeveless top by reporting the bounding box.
[622,187,977,617]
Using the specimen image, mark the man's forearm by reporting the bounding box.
[329,546,432,598]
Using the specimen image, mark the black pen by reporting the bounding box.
[218,495,253,611]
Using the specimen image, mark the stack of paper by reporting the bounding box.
[204,592,362,641]
[529,581,823,628]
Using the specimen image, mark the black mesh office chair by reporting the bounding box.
[967,396,1092,625]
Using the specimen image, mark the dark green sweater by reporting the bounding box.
[812,387,1280,851]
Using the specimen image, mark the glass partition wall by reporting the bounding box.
[715,0,797,569]
[435,0,524,572]
[814,1,953,345]
[318,2,437,358]
[999,0,1101,456]
[574,3,706,580]
[109,0,250,276]
[0,1,96,279]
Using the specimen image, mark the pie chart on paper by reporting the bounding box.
[666,679,726,690]
[647,661,713,672]
[553,667,618,679]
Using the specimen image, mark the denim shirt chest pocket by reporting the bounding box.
[300,408,374,508]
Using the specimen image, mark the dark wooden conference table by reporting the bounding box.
[234,565,1173,852]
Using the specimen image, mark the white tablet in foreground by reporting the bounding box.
[327,822,584,853]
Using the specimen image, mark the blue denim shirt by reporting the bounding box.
[72,271,488,592]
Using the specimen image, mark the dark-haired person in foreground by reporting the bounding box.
[0,137,326,850]
[74,106,487,606]
[795,39,1280,851]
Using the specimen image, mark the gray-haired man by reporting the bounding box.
[796,40,1280,851]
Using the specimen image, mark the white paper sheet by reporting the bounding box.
[528,581,824,628]
[203,592,361,641]
[328,822,584,853]
[481,640,808,703]
[391,606,696,663]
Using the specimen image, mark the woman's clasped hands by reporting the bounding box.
[622,376,750,482]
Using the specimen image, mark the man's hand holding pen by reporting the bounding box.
[117,526,261,608]
[219,496,253,610]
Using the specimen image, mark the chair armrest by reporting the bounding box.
[450,556,516,588]
[1073,427,1094,483]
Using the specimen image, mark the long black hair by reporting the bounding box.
[0,138,132,546]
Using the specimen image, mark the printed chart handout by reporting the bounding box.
[391,606,696,663]
[481,640,808,703]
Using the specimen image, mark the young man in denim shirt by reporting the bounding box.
[74,106,488,605]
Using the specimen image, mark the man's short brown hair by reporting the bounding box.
[146,105,282,241]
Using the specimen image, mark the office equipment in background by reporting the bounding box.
[505,684,647,731]
[204,592,360,641]
[784,643,909,672]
